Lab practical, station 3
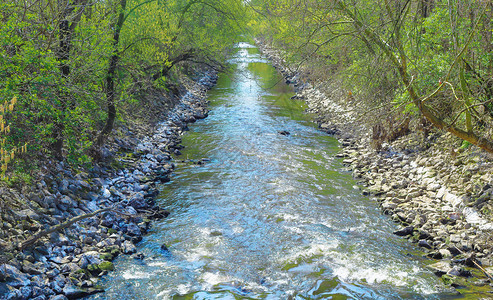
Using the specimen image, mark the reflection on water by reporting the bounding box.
[89,43,459,299]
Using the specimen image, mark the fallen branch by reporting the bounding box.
[17,206,115,251]
[454,245,493,281]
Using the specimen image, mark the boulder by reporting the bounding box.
[0,264,31,288]
[428,261,452,276]
[393,226,414,237]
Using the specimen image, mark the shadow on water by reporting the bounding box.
[88,43,473,299]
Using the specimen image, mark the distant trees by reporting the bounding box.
[250,0,493,153]
[0,0,245,172]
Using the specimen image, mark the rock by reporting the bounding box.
[122,241,136,254]
[98,261,114,271]
[132,253,145,260]
[102,188,111,199]
[63,284,90,299]
[15,286,32,299]
[439,249,452,258]
[50,294,69,300]
[100,213,117,228]
[125,224,142,237]
[46,268,60,279]
[60,263,80,274]
[0,264,31,288]
[86,201,99,212]
[447,266,471,277]
[15,209,41,222]
[128,192,147,209]
[21,260,44,275]
[278,130,290,136]
[57,196,75,211]
[427,183,441,192]
[393,226,414,237]
[428,261,452,276]
[449,234,461,244]
[418,239,432,249]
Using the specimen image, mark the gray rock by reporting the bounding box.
[19,286,32,299]
[122,241,137,254]
[49,295,68,300]
[50,276,66,294]
[4,288,22,300]
[0,264,31,288]
[128,192,146,209]
[86,201,99,212]
[102,188,111,199]
[450,234,461,243]
[63,284,86,299]
[428,261,452,276]
[45,268,60,279]
[59,263,80,274]
[427,183,441,192]
[21,260,45,275]
[418,240,432,249]
[393,226,414,237]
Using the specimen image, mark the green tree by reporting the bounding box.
[251,0,493,153]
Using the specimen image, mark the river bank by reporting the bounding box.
[256,38,493,290]
[0,70,217,300]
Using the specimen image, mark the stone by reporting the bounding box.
[102,188,111,199]
[427,183,441,192]
[428,261,452,276]
[125,224,142,237]
[439,249,452,258]
[128,192,147,209]
[132,253,145,260]
[450,234,461,244]
[60,263,80,274]
[0,264,31,288]
[21,260,44,275]
[86,201,99,212]
[447,266,471,277]
[393,226,414,237]
[418,240,432,249]
[122,241,136,254]
[63,284,88,299]
[97,262,114,271]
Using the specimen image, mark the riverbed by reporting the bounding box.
[88,43,459,299]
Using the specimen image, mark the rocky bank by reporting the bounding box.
[256,38,493,291]
[0,71,217,300]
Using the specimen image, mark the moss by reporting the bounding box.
[87,263,100,273]
[98,261,114,271]
[74,269,88,275]
[99,252,113,261]
[107,228,117,234]
[441,274,455,285]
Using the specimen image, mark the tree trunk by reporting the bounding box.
[96,0,127,146]
[337,0,493,153]
[152,51,196,81]
[53,0,88,159]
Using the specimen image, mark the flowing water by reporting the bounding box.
[90,43,461,299]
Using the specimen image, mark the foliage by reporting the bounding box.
[0,0,245,176]
[249,0,493,152]
[0,97,26,179]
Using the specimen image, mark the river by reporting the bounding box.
[89,43,459,299]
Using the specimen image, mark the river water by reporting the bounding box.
[90,43,459,299]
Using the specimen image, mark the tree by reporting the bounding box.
[251,0,493,153]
